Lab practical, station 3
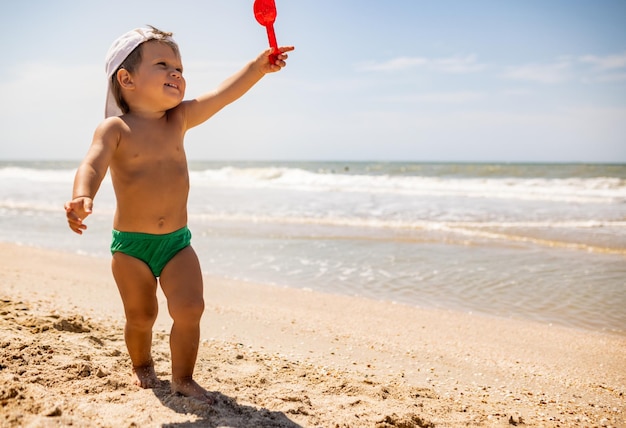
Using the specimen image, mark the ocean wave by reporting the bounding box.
[0,200,62,213]
[190,167,626,203]
[0,197,116,215]
[190,212,626,254]
[192,212,626,229]
[0,166,76,183]
[2,165,624,204]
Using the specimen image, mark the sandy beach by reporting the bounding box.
[0,242,624,427]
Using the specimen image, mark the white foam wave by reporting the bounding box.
[2,166,624,204]
[0,199,62,213]
[0,196,116,215]
[190,167,626,204]
[192,212,626,231]
[191,212,626,254]
[0,167,76,183]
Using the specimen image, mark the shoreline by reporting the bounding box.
[6,237,625,338]
[1,242,624,427]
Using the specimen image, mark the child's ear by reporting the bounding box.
[117,69,134,89]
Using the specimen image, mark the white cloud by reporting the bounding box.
[499,88,531,96]
[501,60,572,84]
[358,54,485,74]
[359,56,428,72]
[385,91,487,104]
[577,52,626,83]
[501,52,626,84]
[360,51,626,87]
[585,72,626,83]
[433,55,486,73]
[578,52,626,71]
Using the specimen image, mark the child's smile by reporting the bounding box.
[133,41,186,111]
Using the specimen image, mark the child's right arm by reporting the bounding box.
[65,119,119,234]
[183,46,294,130]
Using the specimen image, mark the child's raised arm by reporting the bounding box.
[183,46,294,130]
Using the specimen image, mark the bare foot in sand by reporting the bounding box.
[132,363,161,389]
[171,377,215,404]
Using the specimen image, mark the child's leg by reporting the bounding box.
[158,246,211,402]
[111,252,160,388]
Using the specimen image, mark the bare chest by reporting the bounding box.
[111,124,188,186]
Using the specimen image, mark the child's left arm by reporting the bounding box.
[184,46,294,130]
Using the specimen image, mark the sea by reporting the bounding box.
[1,161,625,335]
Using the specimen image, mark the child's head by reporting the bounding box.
[105,26,181,117]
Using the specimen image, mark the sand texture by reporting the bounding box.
[0,243,624,427]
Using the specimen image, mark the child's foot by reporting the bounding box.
[171,377,215,404]
[132,363,161,389]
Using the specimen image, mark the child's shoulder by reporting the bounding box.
[92,116,129,143]
[98,115,130,132]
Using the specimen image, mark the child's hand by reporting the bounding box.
[257,46,295,74]
[64,197,93,234]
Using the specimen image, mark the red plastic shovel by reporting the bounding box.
[253,0,279,64]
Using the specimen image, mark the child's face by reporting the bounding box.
[132,41,186,111]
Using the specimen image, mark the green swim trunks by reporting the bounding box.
[110,226,192,277]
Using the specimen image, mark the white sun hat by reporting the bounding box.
[104,27,177,118]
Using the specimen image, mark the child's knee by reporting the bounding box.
[170,298,204,323]
[125,307,159,329]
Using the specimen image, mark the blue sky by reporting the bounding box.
[1,0,625,162]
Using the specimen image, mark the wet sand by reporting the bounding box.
[1,243,624,427]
